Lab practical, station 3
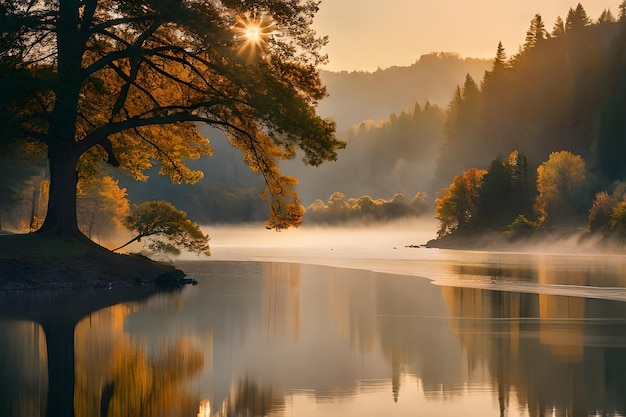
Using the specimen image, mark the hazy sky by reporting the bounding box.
[313,0,621,71]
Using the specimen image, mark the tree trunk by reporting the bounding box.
[41,319,76,417]
[37,147,81,237]
[38,0,84,238]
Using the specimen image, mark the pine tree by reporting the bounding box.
[552,16,566,37]
[566,3,591,32]
[598,8,616,23]
[524,14,549,50]
[493,41,508,71]
[462,74,481,104]
[620,1,626,22]
[483,41,508,85]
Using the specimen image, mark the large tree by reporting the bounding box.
[0,0,343,238]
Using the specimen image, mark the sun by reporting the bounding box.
[244,23,262,43]
[233,13,276,58]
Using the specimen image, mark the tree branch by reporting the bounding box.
[106,61,161,110]
[98,137,119,167]
[89,15,159,36]
[111,234,145,252]
[78,112,223,155]
[80,0,98,39]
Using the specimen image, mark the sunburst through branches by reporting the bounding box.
[233,13,277,61]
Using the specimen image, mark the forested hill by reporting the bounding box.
[434,17,626,190]
[318,53,491,128]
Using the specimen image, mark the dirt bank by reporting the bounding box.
[0,233,181,290]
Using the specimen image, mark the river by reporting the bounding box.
[2,221,626,416]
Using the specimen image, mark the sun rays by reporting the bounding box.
[233,13,277,61]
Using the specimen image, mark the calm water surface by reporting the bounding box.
[3,247,626,417]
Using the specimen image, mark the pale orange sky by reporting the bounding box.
[313,0,621,71]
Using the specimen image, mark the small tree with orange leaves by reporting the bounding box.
[435,168,487,237]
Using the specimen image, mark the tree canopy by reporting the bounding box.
[435,168,486,237]
[535,151,586,225]
[0,0,344,238]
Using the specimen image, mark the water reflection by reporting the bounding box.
[0,321,47,416]
[74,304,204,416]
[0,285,161,417]
[443,286,626,416]
[2,259,626,416]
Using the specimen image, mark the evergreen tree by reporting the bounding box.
[619,1,626,22]
[435,76,484,187]
[461,74,481,107]
[593,24,626,181]
[475,151,534,231]
[598,8,617,23]
[552,16,566,37]
[524,14,549,50]
[481,42,509,84]
[566,3,591,32]
[480,42,517,163]
[475,156,510,230]
[494,41,508,70]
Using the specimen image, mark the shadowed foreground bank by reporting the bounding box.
[0,233,181,290]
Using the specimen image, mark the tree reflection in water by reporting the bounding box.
[0,321,47,417]
[75,304,204,417]
[217,378,286,417]
[442,285,626,416]
[0,286,203,417]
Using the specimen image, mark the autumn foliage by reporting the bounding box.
[1,0,343,239]
[435,150,590,238]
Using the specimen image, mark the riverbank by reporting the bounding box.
[0,233,181,290]
[424,228,625,253]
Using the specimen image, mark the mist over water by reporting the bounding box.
[192,220,626,304]
[200,218,437,260]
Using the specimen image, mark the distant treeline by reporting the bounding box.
[305,192,428,225]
